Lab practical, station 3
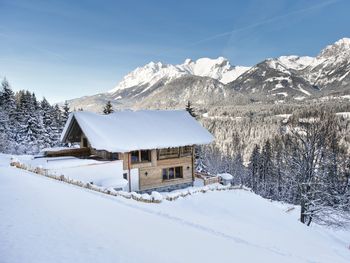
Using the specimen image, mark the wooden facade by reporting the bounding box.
[63,118,197,192]
[123,150,193,191]
[76,134,195,191]
[118,147,194,191]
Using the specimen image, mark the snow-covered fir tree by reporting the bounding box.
[185,100,196,118]
[62,100,70,124]
[0,78,65,154]
[103,101,113,114]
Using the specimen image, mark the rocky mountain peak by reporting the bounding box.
[318,37,350,59]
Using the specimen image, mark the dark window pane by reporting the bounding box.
[83,138,88,147]
[131,151,139,163]
[175,167,183,178]
[111,153,118,160]
[169,168,175,179]
[162,169,168,180]
[141,150,150,162]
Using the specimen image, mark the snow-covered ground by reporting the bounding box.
[14,155,128,190]
[0,154,349,263]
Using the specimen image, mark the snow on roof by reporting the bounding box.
[218,173,233,180]
[61,110,214,152]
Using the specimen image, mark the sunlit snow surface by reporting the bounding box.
[109,57,250,93]
[0,154,349,263]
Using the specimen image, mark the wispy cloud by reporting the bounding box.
[188,0,341,47]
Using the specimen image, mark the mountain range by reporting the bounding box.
[67,38,350,112]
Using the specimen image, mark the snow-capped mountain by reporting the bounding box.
[108,61,186,94]
[228,58,316,100]
[179,57,250,84]
[276,56,314,71]
[303,38,350,92]
[109,57,250,94]
[227,38,350,100]
[67,38,350,112]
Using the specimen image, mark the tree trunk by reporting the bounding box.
[300,200,306,224]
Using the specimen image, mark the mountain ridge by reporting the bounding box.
[67,38,350,112]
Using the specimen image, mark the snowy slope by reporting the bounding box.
[179,57,250,84]
[1,154,349,263]
[108,61,186,93]
[276,55,314,70]
[303,38,350,90]
[109,57,250,93]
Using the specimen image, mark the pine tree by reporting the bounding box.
[40,98,55,148]
[103,101,113,115]
[0,79,17,141]
[248,145,260,192]
[185,101,196,118]
[62,100,70,124]
[0,105,11,153]
[259,139,275,198]
[232,153,246,185]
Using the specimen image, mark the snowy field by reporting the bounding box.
[0,154,349,263]
[14,155,128,190]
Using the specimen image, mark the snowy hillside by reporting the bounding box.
[1,154,349,263]
[303,37,350,90]
[276,55,314,70]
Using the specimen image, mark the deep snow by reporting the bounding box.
[0,154,349,263]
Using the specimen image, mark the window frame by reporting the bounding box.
[140,150,151,162]
[162,166,183,181]
[130,150,151,164]
[82,137,88,148]
[130,151,140,163]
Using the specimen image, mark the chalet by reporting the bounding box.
[60,110,214,193]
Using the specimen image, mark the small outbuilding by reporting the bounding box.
[218,173,234,185]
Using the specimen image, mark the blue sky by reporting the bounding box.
[0,0,349,103]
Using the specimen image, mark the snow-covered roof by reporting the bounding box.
[218,173,233,180]
[61,110,214,152]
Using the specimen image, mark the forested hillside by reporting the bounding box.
[197,106,350,227]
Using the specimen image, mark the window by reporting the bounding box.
[175,167,182,178]
[131,151,139,163]
[111,153,119,160]
[162,166,183,181]
[123,173,128,180]
[82,138,88,147]
[158,147,179,160]
[169,168,175,179]
[140,150,151,162]
[131,150,151,163]
[162,169,167,180]
[180,146,192,157]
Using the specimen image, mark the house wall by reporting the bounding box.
[124,168,139,192]
[119,148,194,192]
[139,156,193,191]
